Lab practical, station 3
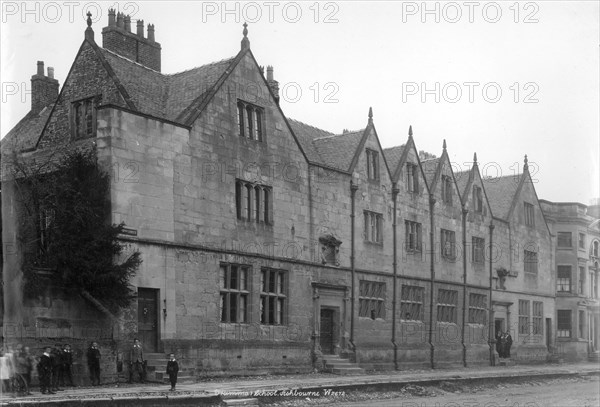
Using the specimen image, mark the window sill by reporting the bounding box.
[364,240,384,247]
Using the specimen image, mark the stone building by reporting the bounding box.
[2,11,556,382]
[539,200,600,361]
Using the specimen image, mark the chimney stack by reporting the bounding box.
[266,66,280,104]
[31,61,59,113]
[102,9,161,71]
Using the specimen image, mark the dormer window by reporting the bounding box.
[407,163,419,193]
[237,100,264,141]
[366,149,379,181]
[71,96,98,139]
[473,185,483,213]
[524,202,535,226]
[441,175,453,205]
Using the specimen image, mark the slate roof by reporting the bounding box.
[382,145,405,175]
[482,174,521,220]
[288,119,334,164]
[454,170,471,199]
[100,48,236,125]
[421,157,440,189]
[1,106,53,153]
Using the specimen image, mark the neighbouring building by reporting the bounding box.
[2,10,557,383]
[540,200,600,361]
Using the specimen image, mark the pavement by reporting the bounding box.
[0,362,598,406]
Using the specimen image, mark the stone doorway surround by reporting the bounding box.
[311,282,349,357]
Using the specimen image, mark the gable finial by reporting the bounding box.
[523,154,529,172]
[85,11,94,41]
[241,22,250,50]
[442,139,447,150]
[408,125,413,137]
[473,152,478,165]
[368,107,373,124]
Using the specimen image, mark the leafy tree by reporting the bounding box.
[13,148,141,312]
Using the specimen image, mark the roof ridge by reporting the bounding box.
[314,129,364,141]
[383,144,406,151]
[167,56,236,77]
[101,48,163,74]
[288,118,335,136]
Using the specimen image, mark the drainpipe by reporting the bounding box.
[350,176,359,358]
[488,222,496,366]
[428,195,436,369]
[461,208,468,367]
[391,182,400,370]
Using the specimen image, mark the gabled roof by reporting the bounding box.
[1,106,53,153]
[288,119,334,164]
[482,174,520,220]
[382,145,405,178]
[455,170,470,200]
[421,157,440,190]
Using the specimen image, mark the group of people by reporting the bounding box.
[496,331,514,358]
[0,339,180,395]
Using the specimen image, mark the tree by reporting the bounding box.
[12,147,142,312]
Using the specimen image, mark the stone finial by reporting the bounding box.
[241,22,250,50]
[443,139,447,150]
[108,8,116,26]
[523,154,529,172]
[473,152,478,165]
[85,12,94,41]
[368,107,373,125]
[408,125,413,137]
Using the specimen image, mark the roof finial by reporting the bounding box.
[368,107,373,124]
[443,139,447,150]
[473,152,478,165]
[85,11,94,41]
[241,22,250,50]
[408,125,413,137]
[523,154,529,172]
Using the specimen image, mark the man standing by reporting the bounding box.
[496,330,504,358]
[129,338,145,384]
[505,332,513,358]
[87,342,101,386]
[62,344,75,387]
[38,347,54,395]
[50,344,64,391]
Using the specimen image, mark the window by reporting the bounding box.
[39,208,55,255]
[220,264,250,323]
[518,300,530,335]
[579,266,585,295]
[472,237,485,264]
[578,233,586,249]
[237,100,264,141]
[557,266,572,292]
[557,232,572,248]
[364,211,383,244]
[524,202,535,226]
[400,285,424,321]
[557,310,571,338]
[260,268,286,325]
[366,149,379,181]
[440,229,456,260]
[436,289,458,323]
[404,220,422,252]
[407,163,419,193]
[468,293,487,325]
[593,241,599,257]
[595,269,599,299]
[579,310,585,338]
[532,301,543,335]
[359,280,385,319]
[473,185,483,213]
[524,250,538,274]
[591,272,595,298]
[441,175,453,205]
[71,97,97,139]
[235,180,272,224]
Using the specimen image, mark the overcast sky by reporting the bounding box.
[2,1,598,204]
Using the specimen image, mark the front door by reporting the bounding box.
[495,319,504,338]
[137,288,159,352]
[320,308,335,354]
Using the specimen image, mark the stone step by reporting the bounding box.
[331,367,365,375]
[325,360,354,368]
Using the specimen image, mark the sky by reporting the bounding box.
[1,1,599,204]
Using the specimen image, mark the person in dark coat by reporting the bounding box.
[62,344,74,387]
[504,332,513,358]
[166,353,179,391]
[496,331,504,358]
[128,338,145,384]
[38,347,55,394]
[50,344,64,391]
[87,342,101,386]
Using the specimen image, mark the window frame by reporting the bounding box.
[436,289,458,324]
[364,210,383,244]
[406,162,419,193]
[557,309,571,338]
[557,232,572,248]
[358,280,386,319]
[532,301,543,335]
[524,202,535,226]
[400,285,425,322]
[473,185,483,213]
[237,99,264,142]
[524,249,538,274]
[468,293,487,325]
[404,220,422,252]
[71,96,98,140]
[557,265,572,293]
[366,149,380,181]
[440,229,456,261]
[219,263,250,324]
[472,236,485,264]
[260,268,287,325]
[235,179,273,225]
[578,233,586,249]
[441,174,453,205]
[518,299,530,335]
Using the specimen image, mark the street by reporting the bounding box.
[328,375,600,407]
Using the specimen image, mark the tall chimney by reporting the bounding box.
[31,61,59,113]
[102,14,161,71]
[266,66,280,104]
[108,8,116,26]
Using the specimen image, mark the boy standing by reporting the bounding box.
[38,347,54,394]
[166,353,179,391]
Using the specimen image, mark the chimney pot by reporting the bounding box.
[108,8,116,26]
[31,62,58,113]
[136,19,144,37]
[266,65,274,81]
[47,67,54,79]
[147,23,155,41]
[117,12,124,28]
[124,15,131,32]
[37,61,44,76]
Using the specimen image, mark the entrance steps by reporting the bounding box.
[588,352,600,362]
[143,353,195,383]
[321,354,365,375]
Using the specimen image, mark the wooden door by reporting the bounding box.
[320,308,334,354]
[137,288,159,352]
